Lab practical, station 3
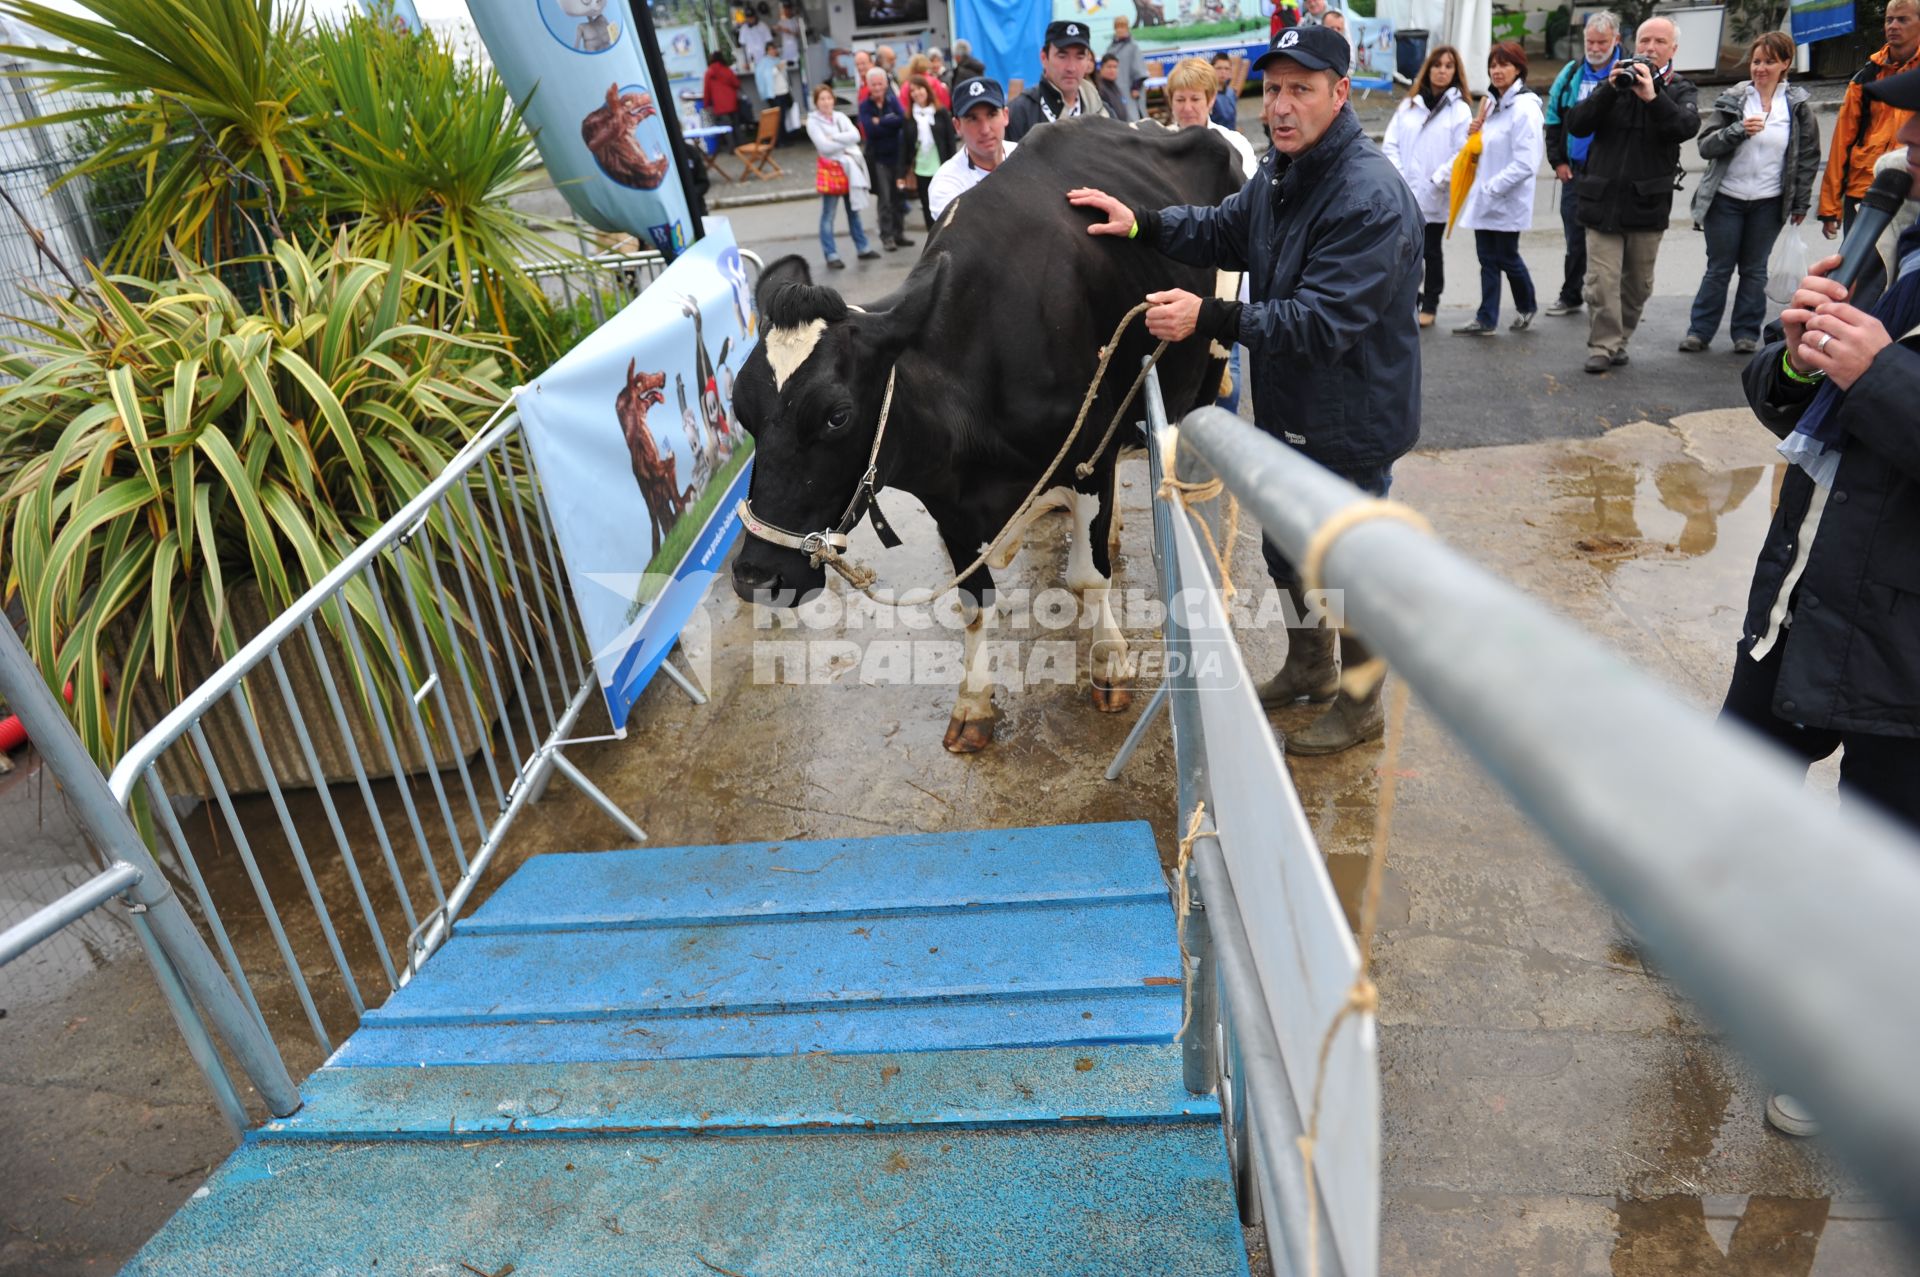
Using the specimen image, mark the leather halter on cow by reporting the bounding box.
[731,117,1242,751]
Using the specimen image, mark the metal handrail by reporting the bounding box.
[0,860,141,966]
[1174,403,1920,1241]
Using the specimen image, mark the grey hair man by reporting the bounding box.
[1542,9,1622,316]
[1562,16,1700,373]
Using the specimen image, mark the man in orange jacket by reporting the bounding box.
[1820,0,1920,237]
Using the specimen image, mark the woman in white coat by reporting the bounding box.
[1454,41,1543,336]
[1383,45,1473,327]
[806,84,880,269]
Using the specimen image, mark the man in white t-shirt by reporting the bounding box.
[928,77,1018,221]
[738,8,773,68]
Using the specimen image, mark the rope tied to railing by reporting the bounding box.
[1299,498,1433,703]
[1155,473,1241,605]
[1172,799,1209,1044]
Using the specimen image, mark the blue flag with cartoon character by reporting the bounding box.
[468,0,695,254]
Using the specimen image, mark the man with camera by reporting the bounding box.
[1563,16,1700,374]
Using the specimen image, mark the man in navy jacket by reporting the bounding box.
[1068,24,1422,753]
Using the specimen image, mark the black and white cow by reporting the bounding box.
[730,117,1242,752]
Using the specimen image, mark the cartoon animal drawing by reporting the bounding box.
[676,372,714,490]
[557,0,618,52]
[677,293,737,461]
[582,84,672,190]
[715,338,746,448]
[616,359,696,555]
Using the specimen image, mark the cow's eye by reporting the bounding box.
[826,404,853,431]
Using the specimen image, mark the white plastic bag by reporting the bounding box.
[1766,222,1813,305]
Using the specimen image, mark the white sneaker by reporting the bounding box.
[1766,1093,1820,1137]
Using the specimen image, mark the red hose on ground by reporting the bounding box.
[0,681,76,752]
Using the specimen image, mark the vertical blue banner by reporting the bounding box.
[517,221,757,731]
[467,0,696,255]
[1791,0,1854,45]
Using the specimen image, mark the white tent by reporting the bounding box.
[1375,0,1487,87]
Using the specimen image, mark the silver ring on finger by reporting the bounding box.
[1817,332,1833,352]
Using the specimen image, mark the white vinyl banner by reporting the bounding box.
[517,221,756,730]
[467,0,696,255]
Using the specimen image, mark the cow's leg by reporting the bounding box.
[1067,468,1131,714]
[938,525,1000,753]
[986,485,1074,570]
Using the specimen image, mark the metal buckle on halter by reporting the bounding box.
[800,531,828,556]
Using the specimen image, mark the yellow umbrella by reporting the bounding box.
[1445,129,1483,239]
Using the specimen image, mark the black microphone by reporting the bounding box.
[1832,167,1915,296]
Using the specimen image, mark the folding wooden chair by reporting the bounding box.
[733,107,784,181]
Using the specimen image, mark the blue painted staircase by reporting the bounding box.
[124,822,1250,1274]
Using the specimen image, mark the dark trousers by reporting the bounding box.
[1420,221,1445,314]
[868,157,905,243]
[1721,636,1920,832]
[1842,194,1861,234]
[1263,465,1393,671]
[1473,229,1536,327]
[917,181,934,231]
[1556,173,1586,307]
[1689,194,1785,344]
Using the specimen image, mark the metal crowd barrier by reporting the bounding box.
[1127,369,1369,1277]
[1155,389,1920,1258]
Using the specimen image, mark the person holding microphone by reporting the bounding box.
[1723,66,1920,843]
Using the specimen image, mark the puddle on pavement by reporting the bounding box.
[1551,456,1776,574]
[1606,1193,1908,1275]
[1323,853,1410,936]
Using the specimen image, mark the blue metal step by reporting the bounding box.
[124,822,1250,1274]
[265,1044,1216,1140]
[124,1125,1249,1276]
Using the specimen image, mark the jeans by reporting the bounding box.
[1556,173,1586,306]
[1420,221,1445,313]
[1216,344,1243,414]
[1473,229,1536,327]
[1689,194,1785,344]
[818,193,870,260]
[1722,635,1920,833]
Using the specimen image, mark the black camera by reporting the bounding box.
[1611,54,1658,86]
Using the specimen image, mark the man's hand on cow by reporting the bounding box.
[1067,187,1136,237]
[1144,289,1202,341]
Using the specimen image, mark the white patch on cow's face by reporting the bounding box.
[766,320,828,390]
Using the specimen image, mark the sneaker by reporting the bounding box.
[1453,320,1496,336]
[1678,334,1707,352]
[856,248,882,261]
[1545,298,1581,317]
[1732,337,1758,354]
[882,239,899,252]
[1766,1093,1820,1138]
[1584,353,1611,374]
[826,257,846,270]
[1610,349,1630,366]
[1509,311,1536,331]
[895,235,915,247]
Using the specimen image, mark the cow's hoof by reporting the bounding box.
[944,715,996,753]
[1091,681,1132,714]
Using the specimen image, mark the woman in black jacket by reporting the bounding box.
[898,74,956,233]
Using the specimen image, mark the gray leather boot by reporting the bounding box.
[1257,625,1339,707]
[1286,633,1385,755]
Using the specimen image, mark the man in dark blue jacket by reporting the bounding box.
[1068,24,1422,753]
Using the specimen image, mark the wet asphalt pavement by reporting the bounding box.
[4,112,1918,1275]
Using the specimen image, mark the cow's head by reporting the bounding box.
[730,254,944,606]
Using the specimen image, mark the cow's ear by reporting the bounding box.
[755,254,814,319]
[859,254,947,358]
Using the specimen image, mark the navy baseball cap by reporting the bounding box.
[1045,19,1092,50]
[953,76,1007,113]
[1252,24,1351,77]
[1865,63,1920,110]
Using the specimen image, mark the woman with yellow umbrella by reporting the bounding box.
[1450,41,1544,335]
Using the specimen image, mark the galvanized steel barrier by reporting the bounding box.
[1148,382,1920,1266]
